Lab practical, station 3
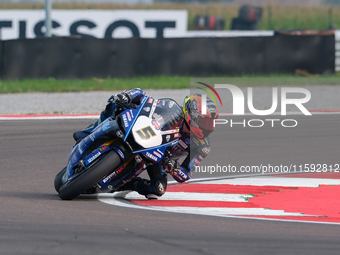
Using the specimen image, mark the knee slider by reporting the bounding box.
[154,180,167,196]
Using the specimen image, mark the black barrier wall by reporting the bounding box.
[0,34,335,80]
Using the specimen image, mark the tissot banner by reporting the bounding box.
[0,10,188,40]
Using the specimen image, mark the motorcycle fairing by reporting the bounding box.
[122,96,149,142]
[83,144,112,166]
[133,139,179,163]
[65,117,125,180]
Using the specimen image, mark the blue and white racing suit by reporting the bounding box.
[79,88,211,197]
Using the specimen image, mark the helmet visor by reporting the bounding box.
[197,115,215,131]
[202,128,214,138]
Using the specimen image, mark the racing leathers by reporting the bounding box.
[74,88,211,198]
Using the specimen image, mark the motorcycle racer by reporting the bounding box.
[73,88,218,199]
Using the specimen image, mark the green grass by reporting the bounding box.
[0,74,339,93]
[0,76,190,93]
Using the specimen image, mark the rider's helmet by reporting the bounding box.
[183,94,219,139]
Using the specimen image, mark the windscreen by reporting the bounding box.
[152,99,184,131]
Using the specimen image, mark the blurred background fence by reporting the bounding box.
[0,33,334,80]
[0,1,337,79]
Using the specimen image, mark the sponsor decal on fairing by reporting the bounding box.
[178,140,188,149]
[126,112,132,122]
[88,152,101,164]
[153,151,162,158]
[122,114,129,128]
[146,152,158,162]
[152,120,160,130]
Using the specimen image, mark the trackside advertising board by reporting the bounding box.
[0,10,188,40]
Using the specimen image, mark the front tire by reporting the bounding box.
[58,150,122,200]
[54,167,66,192]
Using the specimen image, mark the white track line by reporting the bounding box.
[98,192,340,225]
[98,193,311,217]
[203,177,340,187]
[97,176,340,225]
[124,191,251,202]
[146,206,308,217]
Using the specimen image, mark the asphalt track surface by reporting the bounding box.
[1,115,340,255]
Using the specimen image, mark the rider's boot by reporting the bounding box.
[136,178,166,200]
[73,130,91,141]
[72,117,101,141]
[118,177,166,200]
[72,102,117,141]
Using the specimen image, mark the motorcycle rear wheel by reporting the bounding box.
[58,150,121,200]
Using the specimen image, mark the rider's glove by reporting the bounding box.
[108,92,131,108]
[163,158,191,182]
[162,158,180,174]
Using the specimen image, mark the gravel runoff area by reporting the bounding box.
[0,86,339,115]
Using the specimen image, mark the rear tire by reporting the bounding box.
[58,150,121,200]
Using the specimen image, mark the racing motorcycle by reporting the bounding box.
[54,95,183,200]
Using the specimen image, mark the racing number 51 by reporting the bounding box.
[136,126,156,140]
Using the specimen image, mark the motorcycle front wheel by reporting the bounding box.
[54,167,66,193]
[58,150,122,200]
